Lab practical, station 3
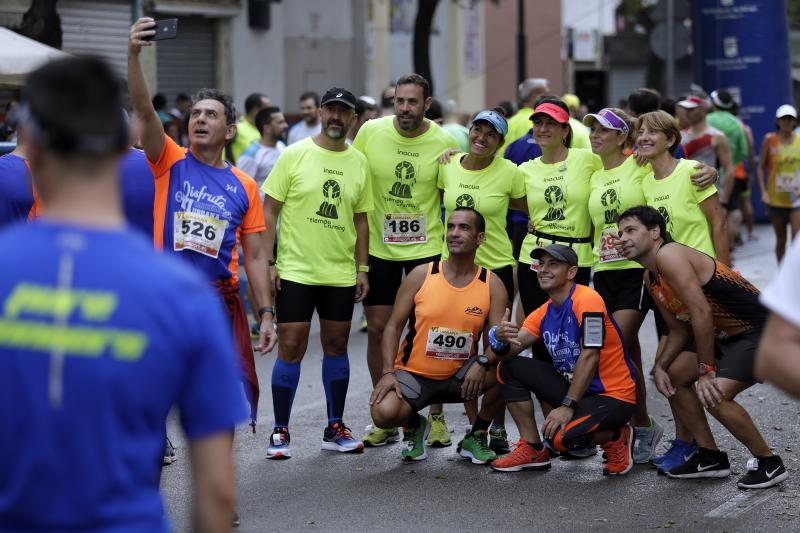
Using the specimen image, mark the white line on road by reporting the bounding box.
[705,488,779,518]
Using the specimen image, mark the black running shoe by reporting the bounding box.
[666,448,731,479]
[737,455,789,489]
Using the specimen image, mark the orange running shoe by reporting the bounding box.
[602,424,633,475]
[490,439,551,472]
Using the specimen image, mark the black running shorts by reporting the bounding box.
[493,264,515,304]
[363,254,440,306]
[498,355,634,452]
[395,356,480,412]
[715,330,761,383]
[276,279,356,323]
[592,268,652,314]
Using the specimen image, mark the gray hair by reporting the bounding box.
[517,78,550,104]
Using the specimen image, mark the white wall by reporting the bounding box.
[561,0,616,34]
[229,3,286,111]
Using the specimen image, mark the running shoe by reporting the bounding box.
[601,424,634,476]
[490,439,551,472]
[426,413,452,447]
[322,422,364,453]
[737,456,788,489]
[362,424,400,447]
[162,437,177,465]
[666,448,731,479]
[401,413,430,461]
[633,415,665,464]
[489,426,511,455]
[267,428,291,460]
[457,430,497,464]
[653,439,697,474]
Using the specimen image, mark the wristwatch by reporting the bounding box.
[476,355,490,370]
[258,306,275,318]
[561,396,578,409]
[698,362,718,375]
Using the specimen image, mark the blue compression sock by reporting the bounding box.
[322,353,350,425]
[271,358,301,428]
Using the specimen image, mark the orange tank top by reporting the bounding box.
[395,261,491,380]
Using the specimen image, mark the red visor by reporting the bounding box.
[530,103,569,124]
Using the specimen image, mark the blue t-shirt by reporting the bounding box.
[120,147,156,237]
[0,153,34,226]
[0,221,247,531]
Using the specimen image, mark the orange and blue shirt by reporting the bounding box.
[148,135,265,282]
[522,283,637,404]
[0,154,36,225]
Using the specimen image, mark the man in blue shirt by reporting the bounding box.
[0,56,246,532]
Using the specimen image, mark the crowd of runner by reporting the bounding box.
[2,17,800,532]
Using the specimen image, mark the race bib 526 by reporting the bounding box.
[174,211,227,258]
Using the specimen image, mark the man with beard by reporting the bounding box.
[352,74,459,448]
[262,88,373,459]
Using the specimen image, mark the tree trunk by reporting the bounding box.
[413,0,441,95]
[17,0,62,50]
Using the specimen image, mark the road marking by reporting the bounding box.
[705,488,779,518]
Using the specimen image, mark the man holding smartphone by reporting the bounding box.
[490,244,638,476]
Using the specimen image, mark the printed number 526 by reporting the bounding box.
[181,219,216,240]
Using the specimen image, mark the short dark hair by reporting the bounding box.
[618,205,672,242]
[176,93,191,103]
[255,106,281,134]
[395,73,431,100]
[299,91,320,107]
[628,88,661,117]
[453,206,486,233]
[425,98,444,121]
[244,92,267,115]
[22,56,127,157]
[192,88,236,125]
[152,93,167,110]
[534,97,572,147]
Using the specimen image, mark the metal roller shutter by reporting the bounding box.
[156,16,215,102]
[58,0,131,76]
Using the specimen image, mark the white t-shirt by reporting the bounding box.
[761,237,800,327]
[236,141,285,194]
[287,121,322,145]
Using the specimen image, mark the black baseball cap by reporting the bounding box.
[530,244,578,267]
[320,87,357,109]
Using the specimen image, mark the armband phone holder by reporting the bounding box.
[581,312,605,349]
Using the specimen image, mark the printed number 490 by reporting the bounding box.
[181,219,216,240]
[432,334,466,349]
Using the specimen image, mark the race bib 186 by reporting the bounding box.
[174,211,227,258]
[425,326,472,360]
[383,213,427,244]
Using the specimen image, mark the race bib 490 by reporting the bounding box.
[383,213,427,244]
[174,211,227,258]
[425,326,472,360]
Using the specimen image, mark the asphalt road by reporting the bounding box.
[161,224,800,532]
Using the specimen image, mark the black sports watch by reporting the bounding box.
[258,306,275,318]
[476,355,491,370]
[561,396,578,409]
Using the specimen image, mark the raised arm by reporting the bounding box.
[127,17,165,161]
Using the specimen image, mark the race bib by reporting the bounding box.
[425,326,472,360]
[776,173,800,193]
[598,226,625,263]
[174,211,227,259]
[530,258,540,272]
[383,213,427,244]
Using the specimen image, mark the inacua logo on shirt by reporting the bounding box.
[317,179,342,219]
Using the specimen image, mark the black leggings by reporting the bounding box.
[499,356,634,452]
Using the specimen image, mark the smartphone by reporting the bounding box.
[144,19,178,41]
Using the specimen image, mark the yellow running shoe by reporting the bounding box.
[361,424,400,447]
[426,413,452,447]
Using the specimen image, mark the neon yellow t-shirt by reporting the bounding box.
[438,155,526,270]
[569,117,591,150]
[231,118,261,163]
[263,138,373,286]
[642,158,718,258]
[519,148,602,267]
[352,116,458,261]
[588,156,649,272]
[765,132,800,208]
